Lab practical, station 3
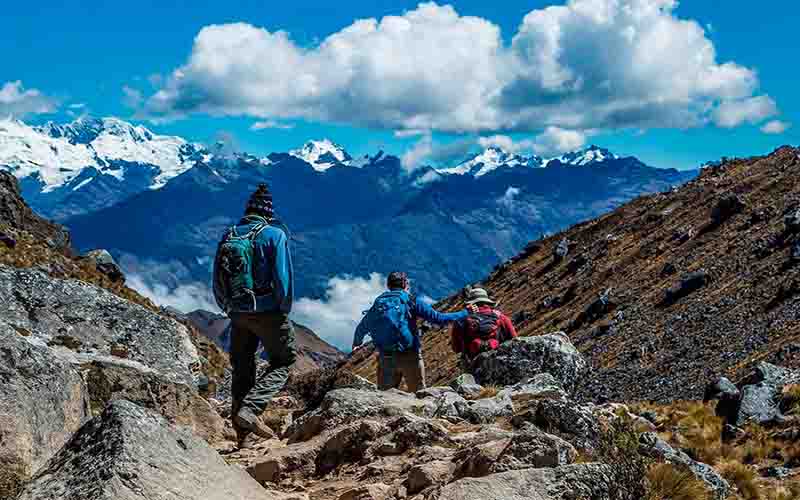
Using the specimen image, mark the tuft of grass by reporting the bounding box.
[781,384,800,415]
[466,386,501,400]
[716,459,760,500]
[646,463,710,500]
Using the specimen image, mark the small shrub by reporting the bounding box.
[592,415,650,500]
[646,463,710,500]
[716,459,760,500]
[781,384,800,415]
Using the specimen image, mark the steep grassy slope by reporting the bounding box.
[347,147,800,402]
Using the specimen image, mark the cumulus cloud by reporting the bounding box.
[533,126,586,156]
[250,120,295,130]
[293,273,386,351]
[760,120,791,135]
[712,96,778,128]
[401,133,474,171]
[478,135,535,154]
[127,273,219,313]
[142,1,777,134]
[0,80,58,116]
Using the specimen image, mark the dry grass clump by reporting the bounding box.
[716,459,760,500]
[0,460,27,500]
[646,463,710,500]
[782,384,800,415]
[760,482,800,500]
[466,385,501,400]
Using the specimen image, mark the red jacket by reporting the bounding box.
[451,305,518,356]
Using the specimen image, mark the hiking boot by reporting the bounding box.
[233,407,275,440]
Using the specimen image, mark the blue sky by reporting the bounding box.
[3,1,798,170]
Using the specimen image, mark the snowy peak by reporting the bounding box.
[548,145,618,166]
[0,116,204,192]
[438,147,543,177]
[289,139,353,172]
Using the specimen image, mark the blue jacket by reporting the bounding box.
[353,290,467,352]
[216,214,294,314]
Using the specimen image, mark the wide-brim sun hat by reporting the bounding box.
[465,287,496,306]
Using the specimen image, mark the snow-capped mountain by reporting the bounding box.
[289,139,353,172]
[438,147,543,177]
[0,117,203,192]
[547,145,618,167]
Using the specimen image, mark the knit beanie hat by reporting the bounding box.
[245,183,274,220]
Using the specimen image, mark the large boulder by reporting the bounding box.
[0,322,89,496]
[437,463,615,500]
[16,400,273,500]
[0,265,200,386]
[285,389,436,443]
[639,432,729,500]
[82,249,125,283]
[471,333,588,394]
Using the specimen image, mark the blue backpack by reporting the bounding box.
[364,291,415,352]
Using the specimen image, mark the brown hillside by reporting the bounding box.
[347,146,800,402]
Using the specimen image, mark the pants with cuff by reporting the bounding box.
[229,311,297,421]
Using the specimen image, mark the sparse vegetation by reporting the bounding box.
[466,385,501,400]
[646,463,710,500]
[0,460,27,500]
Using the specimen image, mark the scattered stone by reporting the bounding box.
[450,374,484,398]
[497,373,568,404]
[492,427,578,471]
[456,394,513,424]
[785,208,800,233]
[471,332,588,394]
[711,194,745,225]
[762,466,790,479]
[660,262,677,277]
[0,231,16,248]
[83,249,125,283]
[663,270,709,306]
[337,484,392,500]
[554,238,570,260]
[513,399,602,453]
[406,460,454,494]
[639,432,730,499]
[17,400,272,500]
[316,420,385,475]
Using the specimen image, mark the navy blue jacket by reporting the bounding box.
[353,290,467,352]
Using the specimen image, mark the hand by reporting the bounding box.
[467,304,479,314]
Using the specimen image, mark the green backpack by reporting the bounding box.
[213,222,268,313]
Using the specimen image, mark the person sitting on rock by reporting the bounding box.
[353,271,471,393]
[450,287,518,373]
[212,183,296,446]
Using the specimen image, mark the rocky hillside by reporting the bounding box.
[347,146,800,403]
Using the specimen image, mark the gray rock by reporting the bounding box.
[739,362,799,387]
[639,432,730,500]
[315,420,385,475]
[512,399,602,453]
[0,322,89,492]
[438,463,615,500]
[492,427,578,472]
[703,377,741,425]
[711,194,745,224]
[0,265,200,386]
[784,208,800,233]
[285,389,436,443]
[424,390,468,420]
[497,373,568,402]
[663,270,709,305]
[83,249,125,283]
[17,400,273,500]
[406,460,454,494]
[736,383,784,426]
[417,386,457,399]
[450,374,484,398]
[554,238,570,260]
[471,332,588,394]
[455,395,513,424]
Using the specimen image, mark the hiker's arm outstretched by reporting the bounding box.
[412,300,468,325]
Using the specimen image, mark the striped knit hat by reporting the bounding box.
[245,183,274,220]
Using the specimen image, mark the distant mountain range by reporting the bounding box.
[0,117,697,301]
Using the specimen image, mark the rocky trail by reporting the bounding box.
[2,151,800,499]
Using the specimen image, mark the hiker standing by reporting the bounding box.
[353,272,470,393]
[213,183,296,444]
[451,287,518,373]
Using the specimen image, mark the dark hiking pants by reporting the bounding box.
[229,311,297,419]
[377,350,426,393]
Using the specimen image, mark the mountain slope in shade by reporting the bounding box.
[185,310,345,373]
[345,146,800,402]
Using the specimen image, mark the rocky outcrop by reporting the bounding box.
[0,264,199,386]
[471,333,588,393]
[0,171,70,251]
[0,321,89,496]
[16,400,271,500]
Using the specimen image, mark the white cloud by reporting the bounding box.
[293,273,386,351]
[477,134,535,154]
[497,186,521,209]
[127,273,219,313]
[142,1,776,134]
[0,80,57,116]
[533,126,586,156]
[250,120,295,130]
[68,102,87,109]
[122,85,144,109]
[712,96,778,128]
[760,120,791,135]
